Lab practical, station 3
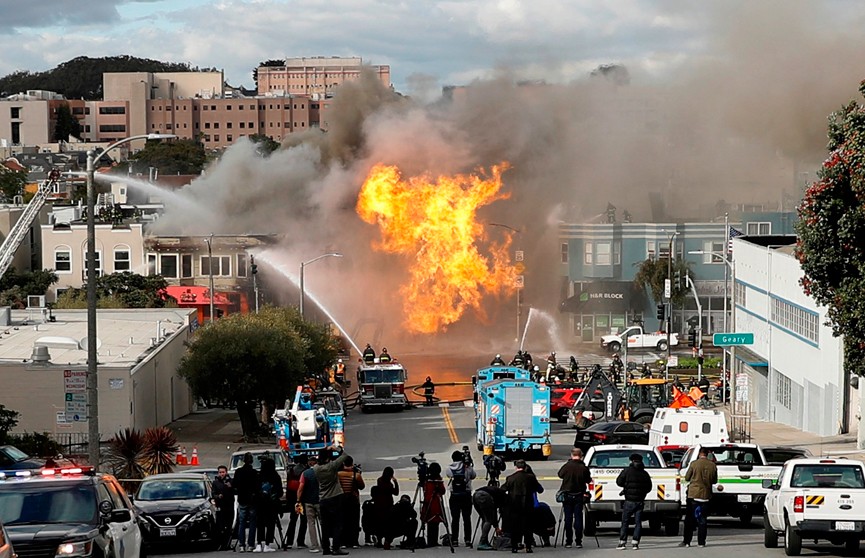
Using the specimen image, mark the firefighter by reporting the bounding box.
[510,351,524,367]
[363,344,376,364]
[334,359,346,384]
[422,376,435,406]
[379,347,392,363]
[490,354,505,366]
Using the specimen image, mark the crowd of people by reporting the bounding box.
[210,445,717,553]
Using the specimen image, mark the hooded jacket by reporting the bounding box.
[446,462,477,495]
[615,460,653,502]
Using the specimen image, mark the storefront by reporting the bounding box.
[560,281,647,342]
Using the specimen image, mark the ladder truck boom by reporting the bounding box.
[0,169,60,279]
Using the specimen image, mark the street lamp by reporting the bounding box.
[299,253,343,319]
[85,133,175,469]
[689,250,735,409]
[663,231,679,380]
[489,223,523,347]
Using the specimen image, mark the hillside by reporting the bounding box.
[0,55,214,100]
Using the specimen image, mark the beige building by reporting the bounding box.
[256,57,391,96]
[0,308,195,442]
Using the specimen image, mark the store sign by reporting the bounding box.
[695,280,727,296]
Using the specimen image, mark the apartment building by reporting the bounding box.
[256,56,391,96]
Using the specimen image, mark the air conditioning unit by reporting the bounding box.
[27,295,46,308]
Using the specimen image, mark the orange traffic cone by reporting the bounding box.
[180,446,187,465]
[175,447,183,465]
[279,432,288,450]
[190,446,200,466]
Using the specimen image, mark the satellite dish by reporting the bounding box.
[78,337,103,351]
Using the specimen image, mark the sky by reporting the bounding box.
[2,0,858,95]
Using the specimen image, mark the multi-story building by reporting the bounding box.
[730,234,852,437]
[256,57,391,96]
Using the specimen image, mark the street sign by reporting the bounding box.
[513,262,526,274]
[664,279,671,299]
[713,333,755,346]
[667,355,678,367]
[514,275,525,288]
[515,250,524,262]
[63,370,86,393]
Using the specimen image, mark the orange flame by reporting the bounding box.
[357,163,516,333]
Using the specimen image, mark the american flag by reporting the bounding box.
[728,227,743,254]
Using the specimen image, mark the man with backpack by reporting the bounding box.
[446,450,477,547]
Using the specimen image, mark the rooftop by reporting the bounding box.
[0,308,194,367]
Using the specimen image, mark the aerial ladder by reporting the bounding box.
[0,169,61,279]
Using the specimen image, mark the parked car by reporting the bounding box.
[228,448,289,486]
[0,520,15,558]
[657,444,689,468]
[134,472,218,550]
[0,466,142,558]
[573,420,649,452]
[0,445,49,470]
[185,468,220,482]
[762,446,812,466]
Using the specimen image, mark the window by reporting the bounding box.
[160,254,178,278]
[584,242,593,264]
[560,243,568,264]
[596,242,611,265]
[237,254,248,277]
[658,243,671,259]
[82,250,102,278]
[98,106,126,115]
[201,256,231,277]
[775,370,792,409]
[735,281,746,306]
[113,246,130,271]
[10,107,21,119]
[613,241,621,265]
[747,222,771,235]
[54,247,71,273]
[181,254,193,278]
[646,241,656,260]
[205,122,211,129]
[770,296,819,343]
[99,125,126,133]
[702,241,725,263]
[701,422,711,434]
[147,254,157,276]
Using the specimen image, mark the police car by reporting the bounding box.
[0,466,143,558]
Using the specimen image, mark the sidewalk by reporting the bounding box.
[747,416,864,460]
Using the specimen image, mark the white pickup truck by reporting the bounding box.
[583,444,682,536]
[679,443,781,525]
[600,326,679,353]
[763,458,865,555]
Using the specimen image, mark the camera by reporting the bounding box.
[483,453,506,485]
[352,464,362,473]
[461,445,474,467]
[411,451,428,484]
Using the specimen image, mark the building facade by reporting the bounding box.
[731,235,852,437]
[256,57,391,96]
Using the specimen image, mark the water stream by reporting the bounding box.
[94,173,205,216]
[519,307,567,353]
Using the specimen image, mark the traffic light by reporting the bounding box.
[688,328,697,347]
[250,255,258,275]
[674,269,681,290]
[656,303,665,321]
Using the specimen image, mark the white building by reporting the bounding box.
[732,235,855,436]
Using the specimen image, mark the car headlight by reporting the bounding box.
[56,540,93,557]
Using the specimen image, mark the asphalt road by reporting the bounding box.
[154,400,855,558]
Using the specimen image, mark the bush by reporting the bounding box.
[6,432,64,457]
[671,356,722,369]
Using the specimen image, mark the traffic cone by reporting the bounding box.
[175,447,183,465]
[278,432,288,450]
[190,446,200,466]
[180,446,187,465]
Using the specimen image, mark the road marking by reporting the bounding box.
[442,407,459,444]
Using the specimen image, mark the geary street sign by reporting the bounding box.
[713,332,755,346]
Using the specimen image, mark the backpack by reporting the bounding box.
[450,466,469,495]
[261,480,277,501]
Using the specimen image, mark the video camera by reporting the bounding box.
[460,445,474,467]
[482,454,506,485]
[411,451,428,484]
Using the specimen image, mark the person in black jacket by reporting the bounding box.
[256,456,285,551]
[557,448,592,548]
[233,453,261,552]
[472,485,506,550]
[502,460,542,553]
[615,453,653,550]
[212,466,235,550]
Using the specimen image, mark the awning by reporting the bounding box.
[732,346,768,368]
[165,285,232,306]
[559,281,646,314]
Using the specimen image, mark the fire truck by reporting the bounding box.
[273,385,345,459]
[473,366,552,458]
[357,362,409,412]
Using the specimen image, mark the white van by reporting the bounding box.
[648,407,729,447]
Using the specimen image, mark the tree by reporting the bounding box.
[0,268,57,308]
[633,257,691,305]
[249,134,280,156]
[127,138,206,175]
[54,272,175,309]
[177,307,339,439]
[0,404,19,443]
[0,164,27,202]
[796,81,865,384]
[53,103,82,142]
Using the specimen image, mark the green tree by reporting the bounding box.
[0,268,57,308]
[249,134,280,156]
[796,80,865,380]
[178,307,339,439]
[0,164,27,202]
[127,138,206,175]
[54,272,175,309]
[633,257,691,305]
[0,404,19,443]
[53,103,82,142]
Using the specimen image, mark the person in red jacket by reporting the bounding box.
[420,462,447,547]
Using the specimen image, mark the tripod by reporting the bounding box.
[554,500,599,549]
[415,481,454,554]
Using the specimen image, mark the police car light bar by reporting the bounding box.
[0,470,33,479]
[40,466,94,476]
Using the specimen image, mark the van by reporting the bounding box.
[648,407,728,447]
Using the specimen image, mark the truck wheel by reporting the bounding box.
[583,510,596,536]
[657,340,668,352]
[634,415,653,425]
[664,518,680,537]
[763,513,778,548]
[648,516,662,534]
[784,522,802,556]
[844,537,859,554]
[739,511,753,526]
[609,342,621,353]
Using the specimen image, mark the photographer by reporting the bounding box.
[502,460,541,553]
[483,454,506,487]
[446,449,477,547]
[373,467,399,546]
[472,484,506,550]
[420,462,447,547]
[557,448,592,548]
[385,494,419,550]
[337,456,366,549]
[313,447,350,555]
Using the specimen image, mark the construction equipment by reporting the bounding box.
[571,365,624,425]
[0,169,61,279]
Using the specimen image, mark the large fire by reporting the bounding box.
[357,163,517,334]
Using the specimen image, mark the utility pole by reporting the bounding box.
[665,231,678,380]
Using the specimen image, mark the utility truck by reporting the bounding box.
[600,325,678,353]
[649,408,729,447]
[763,457,865,555]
